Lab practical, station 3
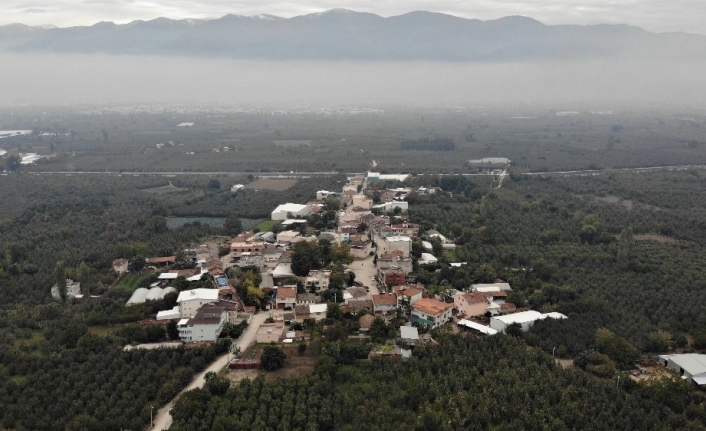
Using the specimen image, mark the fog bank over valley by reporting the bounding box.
[1,53,705,108]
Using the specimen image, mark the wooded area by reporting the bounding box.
[2,105,706,429]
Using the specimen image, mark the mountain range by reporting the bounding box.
[1,9,705,61]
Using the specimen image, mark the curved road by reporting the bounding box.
[150,312,268,431]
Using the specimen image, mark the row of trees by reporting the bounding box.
[171,335,706,431]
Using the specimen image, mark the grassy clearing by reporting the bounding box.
[254,219,280,232]
[114,273,155,292]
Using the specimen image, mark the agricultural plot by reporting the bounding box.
[244,178,298,191]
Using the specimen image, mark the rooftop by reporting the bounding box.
[276,287,297,299]
[461,291,488,305]
[412,298,453,315]
[457,319,498,335]
[176,288,219,303]
[393,285,422,298]
[400,326,419,340]
[187,306,226,325]
[372,293,398,306]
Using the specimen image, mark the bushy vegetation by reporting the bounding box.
[171,335,705,431]
[0,342,228,430]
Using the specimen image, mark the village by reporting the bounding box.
[67,171,571,365]
[54,171,706,392]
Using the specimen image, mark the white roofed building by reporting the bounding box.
[177,288,220,318]
[271,203,310,220]
[658,354,706,386]
[490,310,567,333]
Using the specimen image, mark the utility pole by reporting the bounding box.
[552,346,556,358]
[150,405,154,427]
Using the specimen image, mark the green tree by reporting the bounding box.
[261,345,287,371]
[326,303,344,321]
[55,260,67,302]
[204,371,230,396]
[369,317,389,343]
[224,214,243,236]
[166,320,180,340]
[6,154,21,171]
[473,263,497,283]
[645,330,671,352]
[617,226,634,268]
[291,241,322,276]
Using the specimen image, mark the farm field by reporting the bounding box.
[244,178,298,191]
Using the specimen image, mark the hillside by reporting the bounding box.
[1,9,705,61]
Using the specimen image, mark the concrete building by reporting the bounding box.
[377,254,413,274]
[305,270,331,291]
[377,267,406,286]
[51,279,82,301]
[177,288,220,318]
[411,298,453,328]
[316,190,336,200]
[379,236,412,258]
[112,258,129,274]
[400,326,420,345]
[271,203,310,220]
[393,285,423,306]
[276,230,300,245]
[372,293,398,316]
[230,240,266,254]
[178,305,227,343]
[489,311,567,333]
[454,291,489,317]
[275,286,297,310]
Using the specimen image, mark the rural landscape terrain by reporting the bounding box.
[2,5,706,431]
[2,102,706,431]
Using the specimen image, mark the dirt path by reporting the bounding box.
[149,312,268,430]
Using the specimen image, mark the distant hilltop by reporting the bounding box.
[1,9,705,61]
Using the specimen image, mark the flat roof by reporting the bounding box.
[309,303,327,313]
[400,326,419,340]
[273,203,308,212]
[492,310,544,324]
[664,354,706,377]
[176,288,219,303]
[457,319,498,335]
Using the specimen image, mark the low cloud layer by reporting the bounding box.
[1,53,705,108]
[1,0,705,35]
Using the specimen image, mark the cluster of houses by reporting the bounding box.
[107,171,572,346]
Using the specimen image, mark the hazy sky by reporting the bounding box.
[2,0,705,35]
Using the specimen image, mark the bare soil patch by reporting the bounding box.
[265,345,317,381]
[234,344,317,382]
[633,234,679,244]
[555,358,573,369]
[244,178,297,191]
[629,361,673,383]
[224,368,262,383]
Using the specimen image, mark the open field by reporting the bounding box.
[244,178,298,191]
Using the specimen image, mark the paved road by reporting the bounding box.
[26,170,340,177]
[349,255,380,297]
[521,164,706,177]
[149,312,268,431]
